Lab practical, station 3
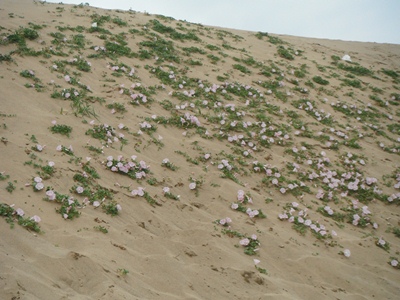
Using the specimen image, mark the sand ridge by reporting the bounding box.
[0,1,399,299]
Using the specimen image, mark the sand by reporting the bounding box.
[0,1,399,299]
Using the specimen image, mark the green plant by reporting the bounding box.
[0,173,10,181]
[255,31,269,39]
[6,182,15,193]
[18,217,41,232]
[233,64,251,74]
[102,201,121,216]
[161,159,178,171]
[312,76,329,85]
[118,268,129,275]
[337,63,373,77]
[106,102,126,113]
[392,227,400,238]
[341,78,362,88]
[94,225,108,233]
[50,124,72,137]
[376,238,390,252]
[277,46,294,60]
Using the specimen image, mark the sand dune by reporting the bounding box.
[0,1,399,299]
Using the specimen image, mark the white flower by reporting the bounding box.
[16,208,25,217]
[35,182,44,191]
[343,249,351,258]
[30,215,41,223]
[46,190,56,201]
[189,182,196,190]
[76,186,84,194]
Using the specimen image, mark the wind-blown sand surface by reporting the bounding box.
[0,1,400,299]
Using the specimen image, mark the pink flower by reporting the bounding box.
[137,188,144,197]
[35,182,44,191]
[253,259,260,265]
[93,201,100,207]
[76,186,84,194]
[64,75,71,82]
[239,238,250,246]
[231,203,239,210]
[116,204,122,211]
[16,208,25,217]
[391,260,398,267]
[48,161,55,167]
[34,177,42,183]
[278,213,288,220]
[30,215,41,223]
[189,182,196,190]
[251,234,257,240]
[163,187,170,194]
[46,190,56,201]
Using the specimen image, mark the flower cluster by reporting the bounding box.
[56,144,74,156]
[161,158,178,171]
[239,234,260,256]
[44,189,81,220]
[162,186,179,200]
[32,176,44,191]
[279,202,334,239]
[131,186,145,197]
[376,237,390,252]
[106,155,149,180]
[231,190,266,219]
[216,217,232,227]
[86,123,127,146]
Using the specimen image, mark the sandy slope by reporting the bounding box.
[0,1,400,299]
